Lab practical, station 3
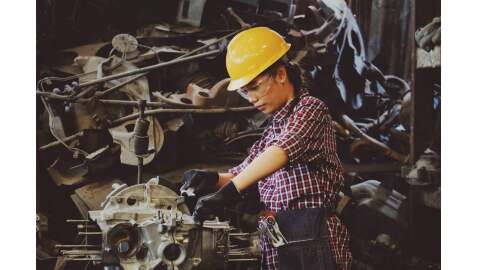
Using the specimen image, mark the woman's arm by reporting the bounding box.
[231,145,288,192]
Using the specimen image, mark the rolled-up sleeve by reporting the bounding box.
[228,155,253,175]
[271,101,328,163]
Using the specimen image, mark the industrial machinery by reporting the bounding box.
[59,178,261,270]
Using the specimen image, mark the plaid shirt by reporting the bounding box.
[229,89,352,270]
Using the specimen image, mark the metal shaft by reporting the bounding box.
[78,49,220,89]
[137,100,146,185]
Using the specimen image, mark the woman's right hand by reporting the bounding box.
[180,170,219,197]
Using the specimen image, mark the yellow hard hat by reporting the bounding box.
[226,27,291,91]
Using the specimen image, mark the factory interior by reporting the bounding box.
[1,0,470,269]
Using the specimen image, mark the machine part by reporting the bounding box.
[78,49,220,89]
[36,212,49,238]
[383,75,410,100]
[109,106,256,126]
[417,46,441,69]
[415,17,440,52]
[350,180,407,226]
[73,179,125,212]
[133,100,150,184]
[49,42,110,75]
[112,34,139,54]
[73,55,164,166]
[341,114,408,163]
[56,178,260,270]
[227,7,251,29]
[39,131,84,151]
[405,150,440,186]
[47,157,88,186]
[110,117,163,166]
[153,78,247,108]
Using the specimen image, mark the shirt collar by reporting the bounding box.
[272,88,309,122]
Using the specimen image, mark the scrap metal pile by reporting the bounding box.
[36,1,440,270]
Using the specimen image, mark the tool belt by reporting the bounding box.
[259,208,336,270]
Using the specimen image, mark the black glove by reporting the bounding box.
[193,181,242,223]
[180,170,219,197]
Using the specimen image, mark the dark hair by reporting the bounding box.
[260,58,303,91]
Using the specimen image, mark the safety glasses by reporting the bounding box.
[237,75,272,101]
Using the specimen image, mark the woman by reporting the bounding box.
[182,27,352,270]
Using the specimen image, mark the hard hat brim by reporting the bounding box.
[227,73,258,91]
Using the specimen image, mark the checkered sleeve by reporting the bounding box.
[271,98,328,163]
[228,154,253,175]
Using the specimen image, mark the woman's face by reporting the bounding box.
[238,66,294,114]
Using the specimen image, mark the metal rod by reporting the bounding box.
[229,233,252,236]
[61,250,103,255]
[55,245,101,248]
[63,258,102,261]
[97,99,164,106]
[78,49,220,88]
[95,73,147,97]
[137,100,146,185]
[342,162,402,173]
[39,131,83,151]
[36,91,71,100]
[66,219,91,223]
[78,232,102,235]
[175,28,246,60]
[409,0,416,164]
[109,106,256,126]
[228,258,259,262]
[77,224,98,229]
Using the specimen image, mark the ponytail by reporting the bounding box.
[261,58,303,91]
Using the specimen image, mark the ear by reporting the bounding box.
[275,65,287,84]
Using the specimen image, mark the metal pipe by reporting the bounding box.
[78,232,102,235]
[109,106,256,126]
[229,233,252,236]
[66,219,91,223]
[175,28,247,60]
[342,162,402,173]
[61,250,103,255]
[55,245,101,248]
[228,258,259,262]
[340,114,408,163]
[63,258,102,261]
[77,224,99,229]
[78,49,220,88]
[95,73,147,97]
[409,0,417,164]
[136,100,146,185]
[38,131,83,151]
